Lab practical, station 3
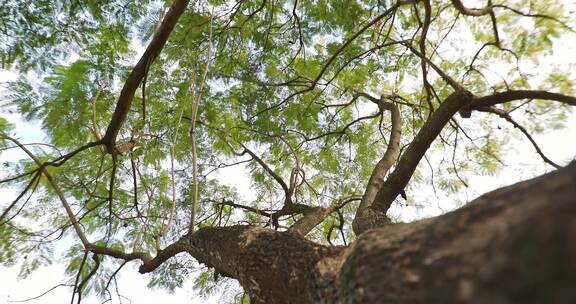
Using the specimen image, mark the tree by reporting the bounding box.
[1,0,575,302]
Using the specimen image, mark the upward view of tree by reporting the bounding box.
[1,0,575,303]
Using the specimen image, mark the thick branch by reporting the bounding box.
[340,163,576,303]
[375,90,473,210]
[353,90,475,234]
[354,100,401,219]
[102,0,190,151]
[139,237,189,273]
[472,90,576,110]
[352,88,573,234]
[449,0,492,16]
[140,225,333,304]
[88,244,151,263]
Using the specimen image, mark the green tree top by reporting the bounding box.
[1,0,575,301]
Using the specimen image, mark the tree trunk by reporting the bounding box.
[140,163,576,303]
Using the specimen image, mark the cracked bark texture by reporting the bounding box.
[141,163,576,303]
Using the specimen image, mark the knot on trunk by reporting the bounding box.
[352,208,392,235]
[456,90,476,118]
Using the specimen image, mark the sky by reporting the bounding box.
[1,1,576,303]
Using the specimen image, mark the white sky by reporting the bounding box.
[1,1,576,303]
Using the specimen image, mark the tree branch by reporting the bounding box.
[353,89,475,234]
[102,0,190,151]
[89,90,107,153]
[3,135,153,265]
[313,2,401,84]
[472,90,576,110]
[403,42,464,91]
[478,107,561,169]
[4,135,91,246]
[419,0,434,112]
[288,194,361,237]
[449,0,492,16]
[218,200,272,218]
[239,143,291,200]
[354,97,402,226]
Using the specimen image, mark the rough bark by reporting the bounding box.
[141,163,576,303]
[141,225,336,304]
[338,162,576,303]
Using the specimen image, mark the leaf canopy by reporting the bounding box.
[1,0,574,300]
